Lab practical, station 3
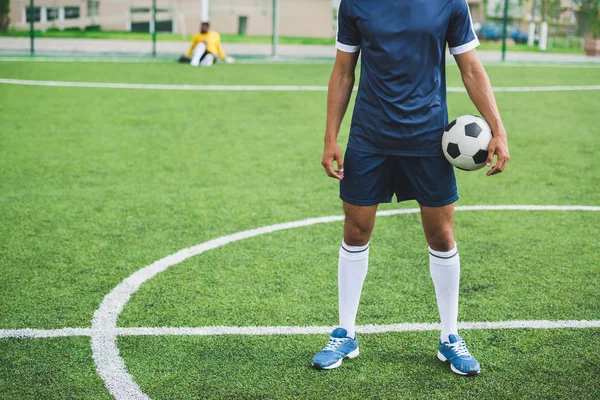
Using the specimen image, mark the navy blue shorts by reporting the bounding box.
[340,147,458,207]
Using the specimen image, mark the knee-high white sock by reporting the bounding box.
[338,240,369,339]
[200,53,215,67]
[429,244,460,343]
[190,43,207,66]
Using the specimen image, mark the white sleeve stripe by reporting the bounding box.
[336,41,360,53]
[449,38,480,55]
[335,4,359,54]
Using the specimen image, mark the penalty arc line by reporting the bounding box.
[88,205,600,400]
[2,320,600,339]
[1,78,600,92]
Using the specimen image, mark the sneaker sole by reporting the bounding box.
[437,351,480,377]
[312,348,360,370]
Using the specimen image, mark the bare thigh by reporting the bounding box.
[343,201,378,247]
[420,203,456,252]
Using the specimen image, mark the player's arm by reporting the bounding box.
[455,50,510,176]
[322,0,361,180]
[217,42,226,60]
[185,35,199,58]
[322,50,359,180]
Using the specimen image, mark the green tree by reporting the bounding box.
[577,0,600,38]
[540,0,563,23]
[0,0,9,33]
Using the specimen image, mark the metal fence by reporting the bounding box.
[1,0,343,58]
[0,0,590,60]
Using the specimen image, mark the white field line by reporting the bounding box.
[88,205,599,400]
[0,57,168,64]
[0,328,92,339]
[0,78,328,91]
[474,85,600,92]
[112,320,600,335]
[2,320,600,339]
[0,57,335,65]
[91,212,346,400]
[1,78,600,92]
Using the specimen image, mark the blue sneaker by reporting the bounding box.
[312,328,359,370]
[437,334,481,376]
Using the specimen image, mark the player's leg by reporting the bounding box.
[200,53,215,67]
[190,43,207,67]
[312,149,392,370]
[312,202,377,370]
[395,155,479,376]
[420,202,459,343]
[339,201,377,337]
[338,148,392,340]
[421,203,479,376]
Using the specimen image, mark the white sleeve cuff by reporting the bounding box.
[449,38,480,55]
[336,41,360,53]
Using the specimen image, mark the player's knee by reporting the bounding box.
[427,229,455,252]
[343,221,372,246]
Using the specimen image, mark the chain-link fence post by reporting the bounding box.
[501,0,509,62]
[272,0,279,57]
[152,0,157,57]
[29,0,34,55]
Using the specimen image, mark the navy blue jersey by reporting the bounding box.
[337,0,479,156]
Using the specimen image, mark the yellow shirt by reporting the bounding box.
[185,31,226,59]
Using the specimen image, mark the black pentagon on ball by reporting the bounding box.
[465,122,483,138]
[445,119,457,132]
[473,149,488,165]
[446,142,460,159]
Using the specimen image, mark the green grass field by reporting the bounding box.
[0,60,599,399]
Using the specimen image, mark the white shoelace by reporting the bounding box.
[323,337,346,351]
[448,340,471,358]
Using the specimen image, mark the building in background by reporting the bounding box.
[9,0,484,38]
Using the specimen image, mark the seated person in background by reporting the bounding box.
[178,22,234,67]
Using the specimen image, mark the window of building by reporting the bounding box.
[25,7,41,23]
[47,7,60,21]
[130,7,151,14]
[64,6,80,20]
[87,0,99,17]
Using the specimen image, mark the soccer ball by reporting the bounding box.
[442,115,492,171]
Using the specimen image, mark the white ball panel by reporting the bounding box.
[457,136,481,157]
[441,130,450,151]
[455,115,479,126]
[477,129,493,150]
[454,155,476,171]
[445,127,463,144]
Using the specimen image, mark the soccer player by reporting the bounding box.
[312,0,510,376]
[179,22,233,67]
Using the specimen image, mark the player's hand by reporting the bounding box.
[486,133,510,176]
[322,141,344,180]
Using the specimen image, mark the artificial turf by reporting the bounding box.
[0,61,598,399]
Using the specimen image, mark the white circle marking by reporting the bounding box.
[90,205,600,399]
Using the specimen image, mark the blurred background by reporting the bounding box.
[0,0,599,59]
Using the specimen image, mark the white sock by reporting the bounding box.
[190,43,207,67]
[338,240,369,339]
[429,243,460,344]
[200,53,215,67]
